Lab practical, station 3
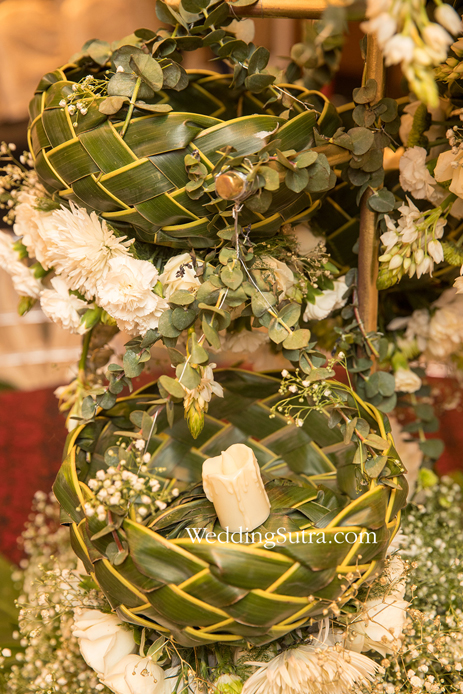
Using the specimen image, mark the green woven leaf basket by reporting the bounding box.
[54,369,407,648]
[28,65,343,249]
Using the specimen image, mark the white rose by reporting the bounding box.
[40,276,89,333]
[159,253,202,299]
[399,147,436,200]
[261,256,294,297]
[394,367,422,393]
[347,595,409,657]
[303,277,348,321]
[102,655,165,694]
[71,609,136,675]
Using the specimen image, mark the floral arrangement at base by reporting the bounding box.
[2,474,463,694]
[2,0,463,691]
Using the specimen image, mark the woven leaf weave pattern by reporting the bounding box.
[54,370,407,647]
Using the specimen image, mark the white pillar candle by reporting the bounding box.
[202,443,271,532]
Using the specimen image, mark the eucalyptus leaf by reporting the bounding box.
[248,46,270,74]
[123,350,143,378]
[283,328,311,350]
[159,375,186,400]
[221,264,243,290]
[368,189,396,213]
[286,167,309,193]
[176,363,201,390]
[365,455,387,478]
[99,96,129,115]
[129,53,163,92]
[96,391,117,410]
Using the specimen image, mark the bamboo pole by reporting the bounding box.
[165,0,366,19]
[357,35,385,335]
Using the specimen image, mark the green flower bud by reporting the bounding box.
[186,401,205,439]
[214,674,243,694]
[419,468,439,489]
[81,306,102,330]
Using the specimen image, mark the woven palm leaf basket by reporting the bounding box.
[27,57,343,250]
[54,369,407,648]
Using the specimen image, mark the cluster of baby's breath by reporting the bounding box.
[83,439,179,523]
[0,143,39,223]
[58,76,107,128]
[367,478,463,693]
[399,478,463,612]
[368,609,463,693]
[1,492,109,694]
[271,356,346,426]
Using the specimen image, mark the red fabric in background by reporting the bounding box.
[0,388,67,564]
[1,377,462,563]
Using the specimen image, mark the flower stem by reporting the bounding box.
[120,77,142,139]
[78,328,93,380]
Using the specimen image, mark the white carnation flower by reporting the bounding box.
[347,595,409,657]
[394,367,422,393]
[0,230,42,298]
[303,277,348,321]
[71,608,136,676]
[48,203,132,299]
[100,654,165,694]
[399,147,436,199]
[40,276,88,333]
[13,192,56,268]
[159,252,202,299]
[96,255,168,335]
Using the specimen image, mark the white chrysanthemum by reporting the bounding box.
[40,276,89,334]
[303,277,348,321]
[96,255,168,335]
[159,252,202,299]
[399,147,436,200]
[47,203,132,299]
[0,230,42,298]
[223,330,268,354]
[183,363,224,410]
[242,626,378,694]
